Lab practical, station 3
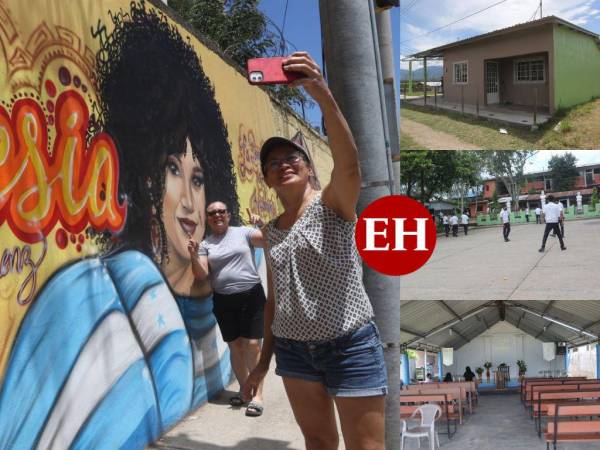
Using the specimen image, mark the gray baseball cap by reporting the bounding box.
[259,136,311,171]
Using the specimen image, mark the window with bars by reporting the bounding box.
[453,61,468,84]
[515,58,545,83]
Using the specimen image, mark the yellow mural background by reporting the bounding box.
[0,0,332,379]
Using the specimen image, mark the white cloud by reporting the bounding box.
[527,150,600,172]
[400,0,600,53]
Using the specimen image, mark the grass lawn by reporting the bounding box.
[401,98,600,149]
[400,132,422,150]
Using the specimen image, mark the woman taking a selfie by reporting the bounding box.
[244,52,387,450]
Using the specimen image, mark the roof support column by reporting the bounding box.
[401,352,410,385]
[408,60,413,94]
[597,344,600,378]
[423,57,428,105]
[438,351,443,380]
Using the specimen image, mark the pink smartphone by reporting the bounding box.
[247,57,305,85]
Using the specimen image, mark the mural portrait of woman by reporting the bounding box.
[0,1,244,449]
[97,0,242,406]
[97,0,243,399]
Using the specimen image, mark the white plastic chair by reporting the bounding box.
[400,403,442,450]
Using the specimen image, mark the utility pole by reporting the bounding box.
[375,7,400,193]
[540,0,543,19]
[319,2,400,448]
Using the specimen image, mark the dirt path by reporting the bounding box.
[401,118,480,150]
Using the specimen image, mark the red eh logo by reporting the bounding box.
[355,195,437,276]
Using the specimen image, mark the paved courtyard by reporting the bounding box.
[402,218,600,301]
[150,366,345,450]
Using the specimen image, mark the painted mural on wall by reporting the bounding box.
[0,0,329,448]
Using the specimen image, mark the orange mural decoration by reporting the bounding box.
[0,90,126,243]
[237,123,278,219]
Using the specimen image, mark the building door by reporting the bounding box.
[586,169,594,186]
[486,61,500,104]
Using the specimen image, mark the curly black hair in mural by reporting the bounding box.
[95,0,239,260]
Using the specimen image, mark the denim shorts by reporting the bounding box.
[274,321,388,397]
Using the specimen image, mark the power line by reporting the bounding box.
[281,0,289,39]
[529,4,540,22]
[400,0,419,24]
[280,0,289,54]
[399,0,510,46]
[401,0,420,14]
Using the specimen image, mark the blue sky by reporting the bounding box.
[400,0,600,70]
[528,150,600,172]
[258,1,400,129]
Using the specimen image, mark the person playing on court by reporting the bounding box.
[539,195,566,253]
[500,205,510,242]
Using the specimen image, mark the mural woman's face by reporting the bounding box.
[162,138,206,266]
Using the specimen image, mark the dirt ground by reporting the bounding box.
[401,118,481,150]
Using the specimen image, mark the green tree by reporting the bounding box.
[484,151,537,212]
[169,0,312,113]
[399,151,458,203]
[547,152,579,192]
[490,189,499,215]
[591,187,598,211]
[451,151,484,212]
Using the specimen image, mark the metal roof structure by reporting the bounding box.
[407,16,600,59]
[401,301,600,351]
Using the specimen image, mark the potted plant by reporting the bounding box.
[476,367,484,382]
[484,362,492,382]
[517,360,527,381]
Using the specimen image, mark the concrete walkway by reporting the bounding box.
[401,118,480,150]
[402,218,600,300]
[405,97,551,126]
[402,393,590,449]
[150,365,345,450]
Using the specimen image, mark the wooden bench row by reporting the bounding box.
[533,389,600,437]
[525,383,600,411]
[403,381,478,420]
[520,377,587,398]
[404,381,479,407]
[543,403,600,450]
[522,380,600,406]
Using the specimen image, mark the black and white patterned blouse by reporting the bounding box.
[266,193,374,341]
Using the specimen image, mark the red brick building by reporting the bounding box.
[468,163,600,216]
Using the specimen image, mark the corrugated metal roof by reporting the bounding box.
[408,15,600,59]
[401,301,600,350]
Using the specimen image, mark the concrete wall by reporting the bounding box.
[445,321,564,381]
[553,24,600,110]
[499,53,550,108]
[568,345,597,379]
[441,24,555,110]
[0,1,332,448]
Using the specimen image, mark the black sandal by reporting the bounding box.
[229,393,246,407]
[245,401,264,417]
